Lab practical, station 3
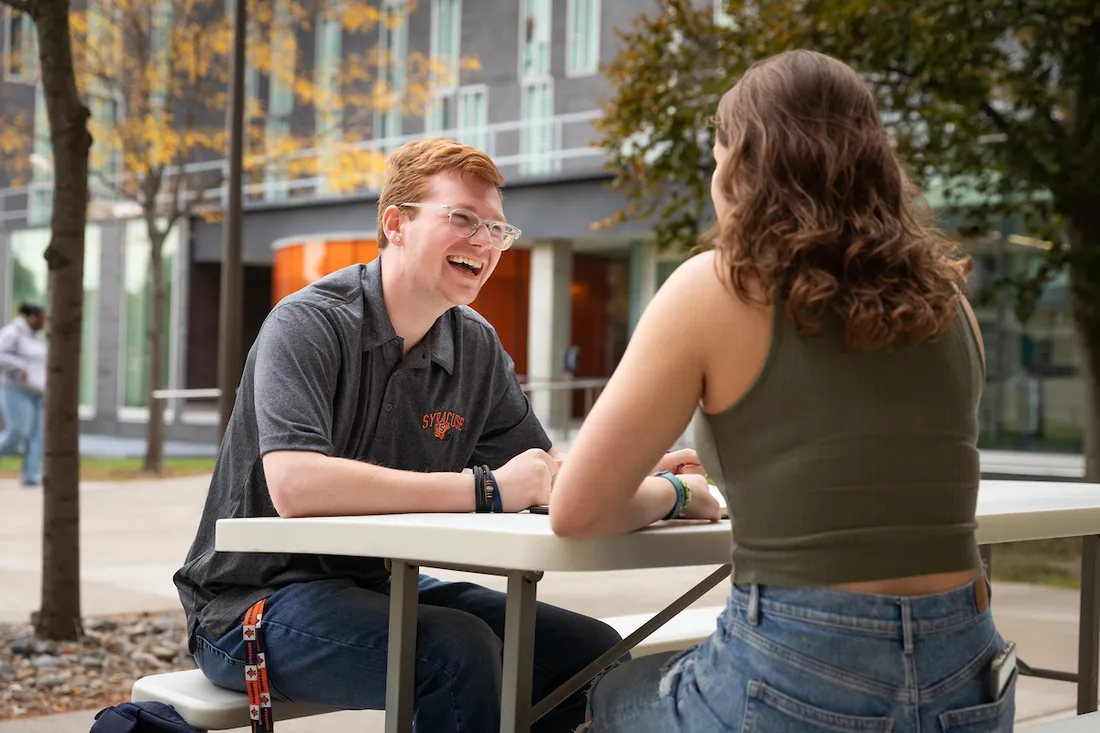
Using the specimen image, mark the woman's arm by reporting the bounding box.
[550,252,726,538]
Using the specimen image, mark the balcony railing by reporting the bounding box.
[0,109,608,226]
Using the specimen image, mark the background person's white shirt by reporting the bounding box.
[0,318,47,394]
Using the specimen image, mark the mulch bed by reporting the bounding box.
[0,611,195,720]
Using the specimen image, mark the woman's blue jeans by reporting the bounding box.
[583,576,1015,732]
[0,383,43,485]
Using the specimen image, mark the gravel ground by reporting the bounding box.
[0,611,195,721]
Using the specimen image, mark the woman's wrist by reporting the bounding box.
[653,471,688,519]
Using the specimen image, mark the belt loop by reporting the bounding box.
[747,583,761,626]
[900,599,914,654]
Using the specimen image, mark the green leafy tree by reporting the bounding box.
[598,0,1100,479]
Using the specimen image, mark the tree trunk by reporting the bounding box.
[142,227,167,474]
[32,0,92,641]
[1069,220,1100,483]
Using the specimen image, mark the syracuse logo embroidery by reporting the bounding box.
[423,411,465,441]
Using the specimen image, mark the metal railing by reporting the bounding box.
[0,109,607,225]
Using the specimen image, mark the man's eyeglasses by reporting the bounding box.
[398,203,522,251]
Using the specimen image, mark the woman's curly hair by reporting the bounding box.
[707,50,971,351]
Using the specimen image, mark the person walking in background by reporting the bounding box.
[0,302,47,487]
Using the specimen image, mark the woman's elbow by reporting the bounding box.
[549,498,602,538]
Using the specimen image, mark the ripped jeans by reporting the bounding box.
[582,577,1015,732]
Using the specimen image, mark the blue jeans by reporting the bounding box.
[0,383,43,485]
[192,574,625,732]
[584,576,1015,732]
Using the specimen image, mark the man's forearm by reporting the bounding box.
[264,451,475,518]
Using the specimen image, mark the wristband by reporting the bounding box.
[473,466,491,513]
[655,471,686,520]
[486,467,504,514]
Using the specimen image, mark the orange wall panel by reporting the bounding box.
[272,238,379,305]
[470,249,530,375]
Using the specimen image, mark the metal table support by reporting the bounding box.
[385,560,420,733]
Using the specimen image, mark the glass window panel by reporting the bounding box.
[121,223,177,410]
[80,228,101,408]
[9,226,103,408]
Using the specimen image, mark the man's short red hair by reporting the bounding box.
[377,138,505,248]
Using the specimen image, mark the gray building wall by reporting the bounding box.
[0,0,670,443]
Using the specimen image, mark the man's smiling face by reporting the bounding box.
[397,171,505,309]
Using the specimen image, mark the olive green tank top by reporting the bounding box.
[693,301,985,586]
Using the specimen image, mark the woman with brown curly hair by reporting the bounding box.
[550,50,1014,731]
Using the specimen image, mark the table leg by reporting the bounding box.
[530,563,731,724]
[1079,535,1100,714]
[500,570,541,733]
[385,560,420,733]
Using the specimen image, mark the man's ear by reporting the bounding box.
[381,204,404,246]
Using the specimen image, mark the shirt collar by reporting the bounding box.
[360,257,455,374]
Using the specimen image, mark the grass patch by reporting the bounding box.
[989,538,1083,590]
[0,455,216,481]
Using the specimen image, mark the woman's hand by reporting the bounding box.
[652,448,705,476]
[677,473,722,522]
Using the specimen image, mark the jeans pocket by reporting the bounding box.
[741,680,895,732]
[194,636,247,694]
[937,671,1017,732]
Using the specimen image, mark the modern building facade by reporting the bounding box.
[0,0,1086,450]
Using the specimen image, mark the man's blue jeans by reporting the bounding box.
[191,574,626,732]
[0,383,43,485]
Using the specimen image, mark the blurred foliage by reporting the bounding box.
[599,1,1100,475]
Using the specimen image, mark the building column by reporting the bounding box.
[0,229,10,324]
[628,240,658,337]
[527,240,572,441]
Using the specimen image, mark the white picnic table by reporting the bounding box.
[215,479,1100,733]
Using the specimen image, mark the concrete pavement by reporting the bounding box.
[0,474,1092,729]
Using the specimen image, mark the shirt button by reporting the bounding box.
[384,404,393,413]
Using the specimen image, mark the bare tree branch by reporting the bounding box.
[90,167,136,201]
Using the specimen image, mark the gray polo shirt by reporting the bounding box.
[173,258,551,640]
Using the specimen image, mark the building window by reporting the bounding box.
[28,86,52,226]
[376,0,408,144]
[714,1,735,28]
[315,12,343,195]
[89,93,123,202]
[457,85,488,151]
[430,0,461,88]
[265,0,295,201]
[521,80,553,176]
[520,0,551,79]
[426,90,455,134]
[566,0,600,77]
[119,222,179,413]
[3,7,37,82]
[9,226,102,410]
[520,0,553,176]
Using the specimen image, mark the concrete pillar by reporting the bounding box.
[0,228,10,324]
[628,240,658,337]
[527,240,572,441]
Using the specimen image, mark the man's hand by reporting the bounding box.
[652,448,705,476]
[676,473,722,522]
[494,448,558,512]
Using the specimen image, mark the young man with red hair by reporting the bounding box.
[175,139,695,731]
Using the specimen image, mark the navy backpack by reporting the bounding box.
[89,702,203,733]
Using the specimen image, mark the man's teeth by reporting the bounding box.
[447,256,483,271]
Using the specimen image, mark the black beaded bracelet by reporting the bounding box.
[473,466,491,513]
